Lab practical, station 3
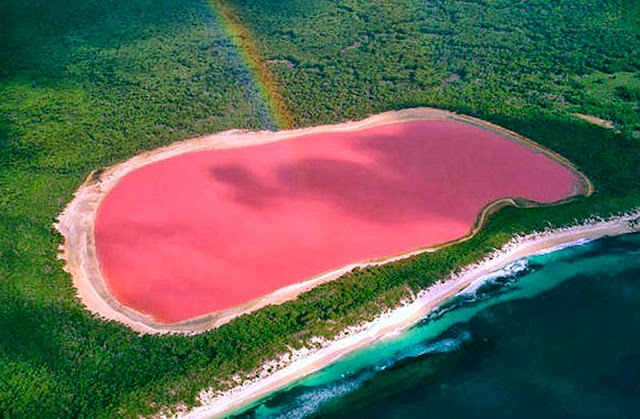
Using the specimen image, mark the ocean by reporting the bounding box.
[232,232,640,418]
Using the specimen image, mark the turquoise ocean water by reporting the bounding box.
[233,232,640,418]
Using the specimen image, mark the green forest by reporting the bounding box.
[1,0,639,417]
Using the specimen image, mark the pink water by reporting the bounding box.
[95,120,581,323]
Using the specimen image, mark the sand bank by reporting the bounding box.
[178,211,640,418]
[55,108,592,334]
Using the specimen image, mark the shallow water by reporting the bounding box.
[233,232,640,418]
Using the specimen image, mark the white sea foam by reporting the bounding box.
[269,374,372,419]
[534,237,594,255]
[375,329,473,374]
[179,209,640,419]
[459,258,529,297]
[270,329,474,418]
[405,330,472,358]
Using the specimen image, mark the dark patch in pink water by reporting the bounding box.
[95,120,581,323]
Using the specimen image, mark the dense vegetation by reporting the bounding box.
[1,0,639,417]
[230,0,640,136]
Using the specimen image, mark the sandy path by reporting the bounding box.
[573,113,615,129]
[55,108,592,334]
[181,211,640,418]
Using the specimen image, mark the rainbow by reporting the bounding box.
[209,0,295,130]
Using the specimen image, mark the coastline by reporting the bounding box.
[178,210,640,418]
[54,107,592,334]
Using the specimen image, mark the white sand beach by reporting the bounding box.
[176,211,639,418]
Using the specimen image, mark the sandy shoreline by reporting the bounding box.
[55,107,592,334]
[179,210,640,418]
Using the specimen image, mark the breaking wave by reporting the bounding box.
[245,329,472,418]
[534,238,593,256]
[424,258,531,322]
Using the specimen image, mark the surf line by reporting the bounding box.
[209,0,294,130]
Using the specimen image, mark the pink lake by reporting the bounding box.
[95,120,582,323]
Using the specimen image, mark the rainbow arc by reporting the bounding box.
[210,0,294,130]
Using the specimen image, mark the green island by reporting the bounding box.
[1,0,639,416]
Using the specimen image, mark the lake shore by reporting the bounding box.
[55,107,591,334]
[180,210,639,418]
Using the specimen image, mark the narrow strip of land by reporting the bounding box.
[187,212,640,418]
